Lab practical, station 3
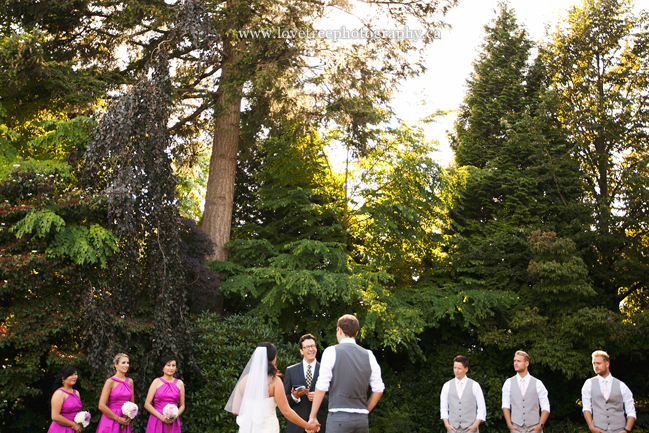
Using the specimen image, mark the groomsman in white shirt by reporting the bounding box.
[581,350,635,433]
[440,356,486,432]
[502,351,550,433]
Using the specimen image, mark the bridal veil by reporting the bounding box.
[225,346,270,433]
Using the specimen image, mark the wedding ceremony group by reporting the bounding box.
[48,315,637,433]
[2,0,649,432]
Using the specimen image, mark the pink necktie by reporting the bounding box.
[520,378,526,395]
[602,379,609,400]
[458,381,464,398]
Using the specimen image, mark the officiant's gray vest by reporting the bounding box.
[510,376,540,426]
[448,378,478,429]
[328,343,372,411]
[591,377,626,432]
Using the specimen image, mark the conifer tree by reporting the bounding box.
[542,0,649,316]
[438,3,600,378]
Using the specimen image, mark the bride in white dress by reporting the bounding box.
[225,342,320,433]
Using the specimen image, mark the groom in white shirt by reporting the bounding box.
[581,350,635,433]
[440,355,486,432]
[308,314,384,433]
[501,350,550,433]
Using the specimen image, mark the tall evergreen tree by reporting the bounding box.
[437,3,602,384]
[542,0,649,317]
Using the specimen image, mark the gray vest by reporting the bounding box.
[591,377,626,432]
[448,378,478,429]
[328,343,372,411]
[510,375,540,426]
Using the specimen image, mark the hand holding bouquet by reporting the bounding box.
[74,411,91,428]
[120,401,138,429]
[162,404,179,429]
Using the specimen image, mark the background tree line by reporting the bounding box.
[0,0,647,432]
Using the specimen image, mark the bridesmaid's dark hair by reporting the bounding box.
[52,365,77,393]
[160,355,177,372]
[258,342,278,378]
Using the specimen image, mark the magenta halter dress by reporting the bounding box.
[97,377,134,433]
[48,389,83,433]
[145,378,181,433]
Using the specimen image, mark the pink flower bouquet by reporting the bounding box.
[74,411,91,427]
[162,404,179,429]
[120,401,138,429]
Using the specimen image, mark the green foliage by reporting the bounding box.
[218,122,455,354]
[0,167,116,431]
[542,0,649,315]
[184,314,300,433]
[0,100,96,178]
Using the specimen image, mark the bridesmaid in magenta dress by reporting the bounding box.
[97,353,136,433]
[144,355,186,433]
[48,365,83,433]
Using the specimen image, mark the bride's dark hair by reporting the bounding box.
[258,342,278,378]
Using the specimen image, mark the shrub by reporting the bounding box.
[184,314,299,433]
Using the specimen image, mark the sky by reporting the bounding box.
[391,0,591,167]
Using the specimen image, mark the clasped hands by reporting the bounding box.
[306,416,321,433]
[507,424,542,432]
[117,416,131,426]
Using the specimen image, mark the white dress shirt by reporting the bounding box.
[440,376,487,421]
[581,374,636,418]
[501,373,551,413]
[291,359,317,403]
[315,338,385,414]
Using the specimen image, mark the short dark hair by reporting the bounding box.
[52,365,77,393]
[299,334,316,349]
[337,314,359,338]
[161,355,177,372]
[454,356,469,368]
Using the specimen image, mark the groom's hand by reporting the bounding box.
[307,416,321,432]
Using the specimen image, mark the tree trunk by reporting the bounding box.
[203,38,245,262]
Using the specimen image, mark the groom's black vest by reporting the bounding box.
[328,343,372,411]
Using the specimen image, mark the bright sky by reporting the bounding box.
[392,0,591,167]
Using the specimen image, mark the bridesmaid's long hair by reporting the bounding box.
[52,365,77,393]
[258,342,278,379]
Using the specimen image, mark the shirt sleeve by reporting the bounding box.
[367,350,385,393]
[537,380,550,413]
[581,379,592,413]
[620,381,636,419]
[440,382,450,419]
[502,378,511,409]
[315,346,335,392]
[473,382,487,421]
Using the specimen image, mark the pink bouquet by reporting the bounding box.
[74,411,91,427]
[120,401,138,429]
[162,404,179,429]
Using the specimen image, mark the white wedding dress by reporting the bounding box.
[237,397,279,433]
